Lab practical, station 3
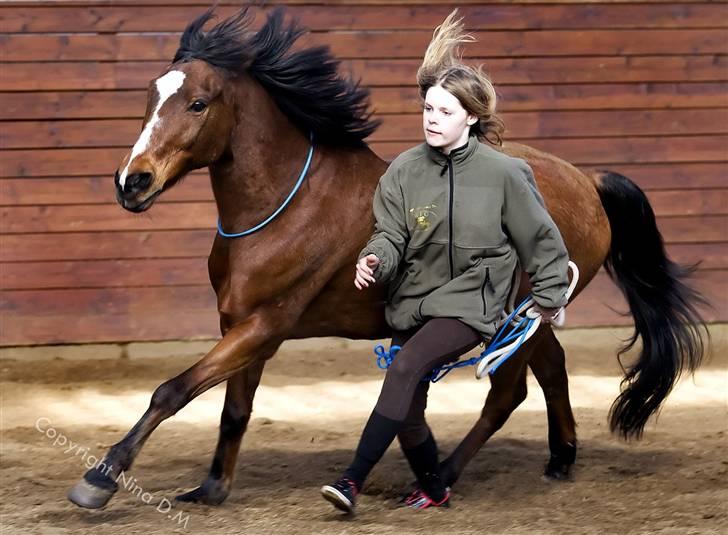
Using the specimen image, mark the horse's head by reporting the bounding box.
[115,59,234,212]
[114,7,379,213]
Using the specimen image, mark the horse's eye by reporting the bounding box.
[189,100,207,113]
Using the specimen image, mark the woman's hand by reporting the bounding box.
[354,254,380,290]
[533,304,565,326]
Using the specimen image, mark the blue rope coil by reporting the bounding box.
[374,344,401,369]
[373,296,538,382]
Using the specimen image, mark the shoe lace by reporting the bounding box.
[339,477,358,496]
[405,487,449,509]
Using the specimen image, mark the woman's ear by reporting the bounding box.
[466,114,478,126]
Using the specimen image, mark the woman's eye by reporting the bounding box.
[189,100,207,112]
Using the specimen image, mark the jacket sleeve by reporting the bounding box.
[502,160,570,309]
[357,164,408,284]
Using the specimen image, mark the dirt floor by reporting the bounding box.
[1,326,726,535]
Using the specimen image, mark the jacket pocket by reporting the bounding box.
[480,265,491,316]
[479,252,516,323]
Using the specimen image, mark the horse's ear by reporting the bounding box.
[174,8,216,63]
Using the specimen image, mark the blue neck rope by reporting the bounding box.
[217,132,315,238]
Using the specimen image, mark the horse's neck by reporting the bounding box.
[208,126,311,235]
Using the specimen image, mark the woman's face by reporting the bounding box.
[423,85,477,153]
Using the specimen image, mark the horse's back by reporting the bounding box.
[501,141,610,293]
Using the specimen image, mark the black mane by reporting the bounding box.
[173,7,380,146]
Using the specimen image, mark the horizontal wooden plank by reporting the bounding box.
[2,202,725,243]
[0,230,216,262]
[644,190,728,216]
[374,135,728,164]
[0,173,211,205]
[1,0,722,6]
[2,56,727,92]
[3,135,726,177]
[0,285,220,345]
[667,242,728,269]
[2,162,723,210]
[4,223,726,264]
[565,268,724,328]
[0,202,219,232]
[4,241,725,290]
[4,83,727,121]
[1,258,209,290]
[3,172,725,216]
[497,82,728,112]
[653,216,728,244]
[2,268,723,346]
[582,162,728,190]
[5,109,727,150]
[4,29,726,62]
[3,4,726,32]
[510,136,728,165]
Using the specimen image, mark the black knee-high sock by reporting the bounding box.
[343,410,402,490]
[401,432,447,501]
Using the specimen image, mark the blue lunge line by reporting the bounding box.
[373,295,537,383]
[217,132,315,238]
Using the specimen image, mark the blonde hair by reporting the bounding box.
[416,9,506,146]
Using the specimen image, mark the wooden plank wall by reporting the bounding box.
[1,1,726,345]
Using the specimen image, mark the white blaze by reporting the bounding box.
[119,70,186,188]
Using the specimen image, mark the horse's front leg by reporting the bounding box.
[175,360,266,505]
[67,315,281,509]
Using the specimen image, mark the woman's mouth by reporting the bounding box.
[426,129,441,135]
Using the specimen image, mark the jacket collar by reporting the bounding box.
[425,133,480,168]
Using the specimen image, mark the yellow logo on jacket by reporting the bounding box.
[409,204,438,231]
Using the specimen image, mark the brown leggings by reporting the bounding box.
[374,317,483,448]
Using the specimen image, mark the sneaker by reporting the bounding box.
[321,477,358,513]
[401,487,450,509]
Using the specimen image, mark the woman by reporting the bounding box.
[321,10,570,513]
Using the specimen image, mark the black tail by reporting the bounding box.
[595,171,708,439]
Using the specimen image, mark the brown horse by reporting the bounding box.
[68,8,706,509]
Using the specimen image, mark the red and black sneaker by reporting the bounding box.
[401,487,451,509]
[321,477,358,513]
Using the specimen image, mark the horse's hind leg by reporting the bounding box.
[176,360,266,505]
[529,327,577,481]
[439,345,531,487]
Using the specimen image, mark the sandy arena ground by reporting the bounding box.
[1,326,726,535]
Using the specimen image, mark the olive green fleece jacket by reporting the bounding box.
[358,134,570,340]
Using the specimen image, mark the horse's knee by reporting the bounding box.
[219,406,251,438]
[513,380,528,407]
[150,380,188,417]
[480,377,528,421]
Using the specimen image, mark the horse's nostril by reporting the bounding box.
[124,172,153,193]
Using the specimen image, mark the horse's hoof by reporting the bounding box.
[68,479,117,509]
[175,480,229,505]
[439,460,459,488]
[542,461,573,482]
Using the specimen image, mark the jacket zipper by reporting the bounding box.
[447,157,454,280]
[481,266,491,316]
